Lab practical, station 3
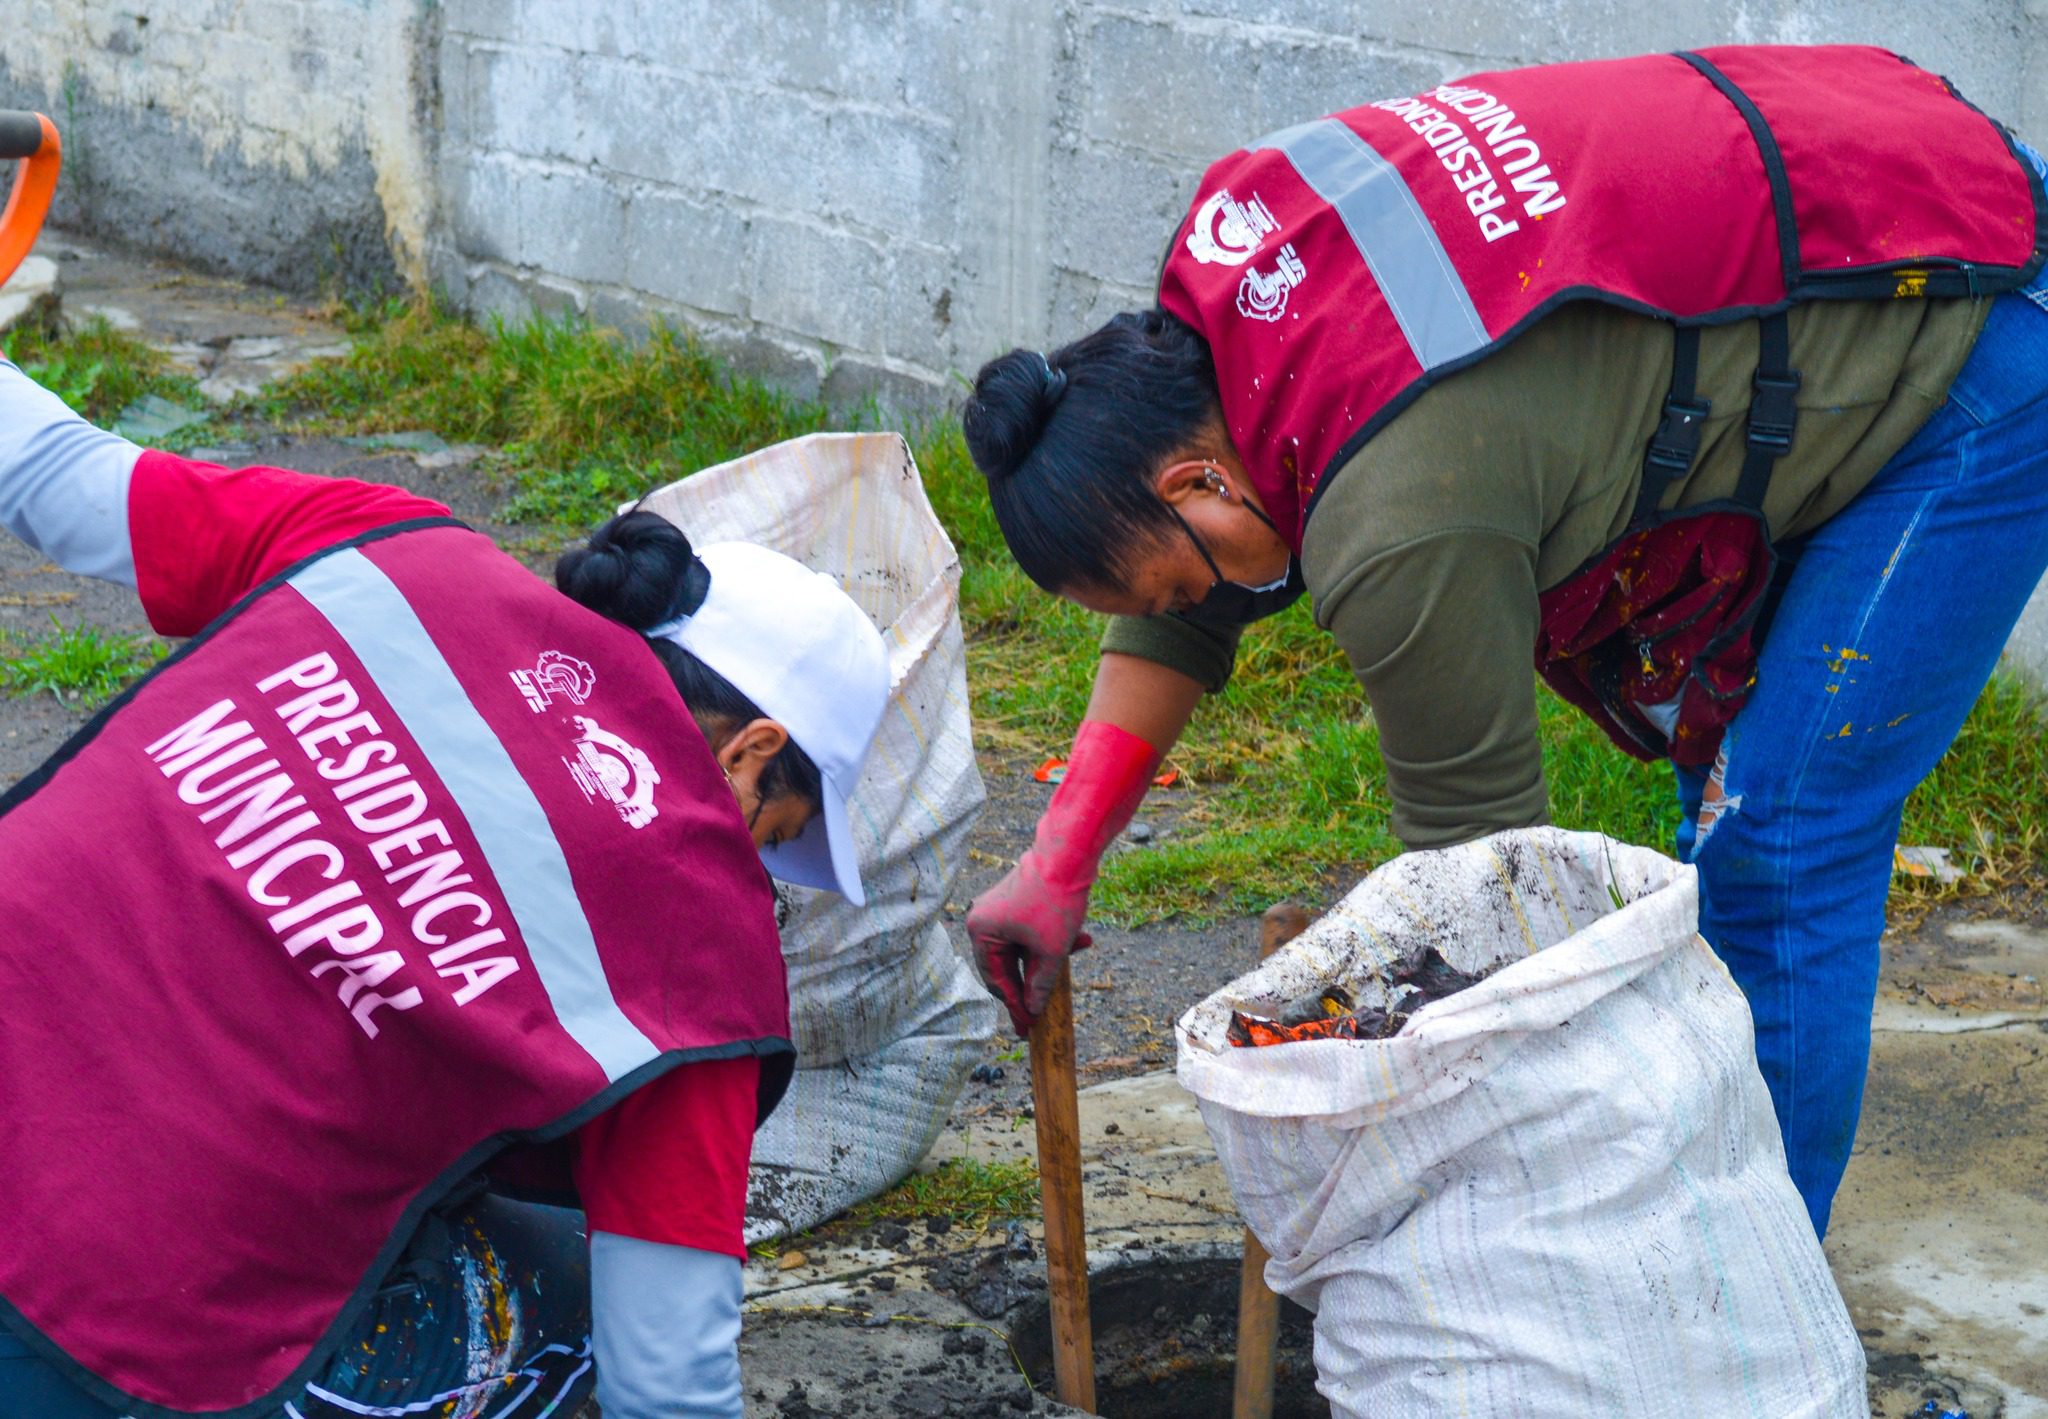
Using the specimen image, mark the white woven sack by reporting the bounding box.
[1178,828,1865,1418]
[638,433,997,1237]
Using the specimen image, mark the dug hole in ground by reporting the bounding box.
[1180,829,1866,1416]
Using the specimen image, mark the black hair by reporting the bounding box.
[960,308,1220,594]
[555,511,824,811]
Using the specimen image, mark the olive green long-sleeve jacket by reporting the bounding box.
[1101,296,1990,849]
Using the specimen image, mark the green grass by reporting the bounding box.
[194,300,2048,922]
[243,299,848,527]
[839,1156,1041,1231]
[749,1156,1041,1259]
[0,618,167,706]
[2,316,205,425]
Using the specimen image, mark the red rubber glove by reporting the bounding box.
[968,720,1162,1036]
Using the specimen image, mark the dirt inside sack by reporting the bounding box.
[1227,943,1496,1047]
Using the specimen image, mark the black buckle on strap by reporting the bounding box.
[1746,369,1801,458]
[1647,396,1711,475]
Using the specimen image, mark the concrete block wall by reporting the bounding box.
[0,0,437,295]
[11,0,2048,398]
[423,0,2048,402]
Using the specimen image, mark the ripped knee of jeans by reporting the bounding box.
[1693,741,1743,851]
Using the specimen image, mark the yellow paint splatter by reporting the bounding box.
[1836,723,1854,738]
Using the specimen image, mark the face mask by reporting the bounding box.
[1165,500,1306,624]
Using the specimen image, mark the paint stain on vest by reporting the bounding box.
[455,1228,524,1419]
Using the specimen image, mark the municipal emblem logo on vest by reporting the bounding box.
[1237,244,1306,322]
[1186,189,1278,267]
[512,650,596,712]
[565,716,660,829]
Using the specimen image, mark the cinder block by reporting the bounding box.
[465,264,543,326]
[699,87,830,209]
[752,0,909,105]
[586,284,660,343]
[515,0,638,59]
[1077,16,1270,160]
[815,107,958,241]
[526,272,591,320]
[579,58,731,190]
[822,355,949,416]
[447,152,522,265]
[468,267,589,325]
[1079,15,1444,160]
[748,216,884,350]
[1046,143,1193,289]
[1248,39,1451,131]
[1045,267,1148,349]
[712,325,829,404]
[514,166,628,285]
[878,239,958,369]
[425,244,476,309]
[624,189,751,317]
[438,41,475,149]
[632,0,774,77]
[470,43,592,164]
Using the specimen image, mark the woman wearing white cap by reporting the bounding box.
[0,356,888,1419]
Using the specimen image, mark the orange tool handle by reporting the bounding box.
[0,112,61,290]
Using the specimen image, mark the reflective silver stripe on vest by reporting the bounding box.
[1253,117,1489,370]
[290,548,660,1083]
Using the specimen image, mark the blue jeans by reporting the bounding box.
[0,1195,595,1419]
[1674,283,2048,1239]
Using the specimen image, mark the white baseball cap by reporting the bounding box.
[650,541,890,906]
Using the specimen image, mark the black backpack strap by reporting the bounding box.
[1632,325,1710,524]
[1736,310,1801,509]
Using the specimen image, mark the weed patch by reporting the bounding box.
[750,1157,1041,1259]
[1,618,166,706]
[246,301,844,528]
[840,1157,1041,1231]
[2,317,204,424]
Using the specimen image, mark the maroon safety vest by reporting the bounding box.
[0,513,793,1417]
[1159,44,2045,764]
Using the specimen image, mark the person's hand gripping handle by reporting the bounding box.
[967,721,1162,1036]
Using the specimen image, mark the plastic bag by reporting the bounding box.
[1178,828,1866,1417]
[638,433,996,1238]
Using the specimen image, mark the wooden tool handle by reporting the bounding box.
[1235,901,1309,1419]
[1030,963,1095,1412]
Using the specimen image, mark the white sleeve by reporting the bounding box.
[0,357,141,585]
[589,1232,745,1419]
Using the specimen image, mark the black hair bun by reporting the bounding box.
[555,510,709,631]
[961,348,1068,483]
